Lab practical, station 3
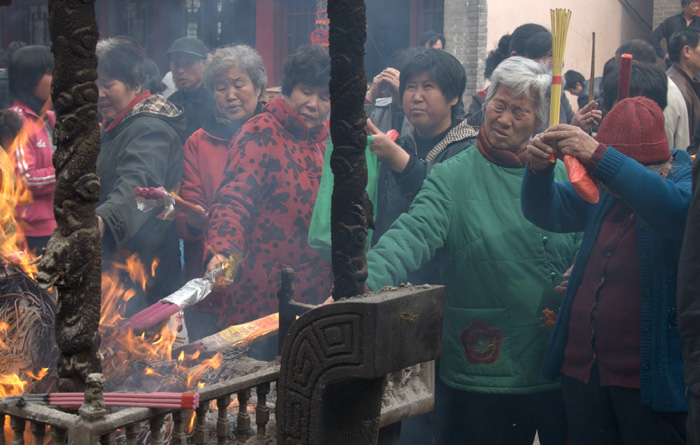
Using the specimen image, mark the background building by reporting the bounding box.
[0,0,671,109]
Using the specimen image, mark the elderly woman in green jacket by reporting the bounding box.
[366,57,579,444]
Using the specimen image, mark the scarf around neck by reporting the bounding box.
[476,124,527,168]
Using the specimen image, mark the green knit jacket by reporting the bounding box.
[367,145,580,394]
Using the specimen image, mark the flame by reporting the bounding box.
[151,258,159,277]
[25,368,48,381]
[0,119,40,277]
[0,373,26,397]
[187,410,197,434]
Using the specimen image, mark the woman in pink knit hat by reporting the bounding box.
[523,96,692,444]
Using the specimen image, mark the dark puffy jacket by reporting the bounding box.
[97,93,185,312]
[167,85,216,141]
[374,119,479,286]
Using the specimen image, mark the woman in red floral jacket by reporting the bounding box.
[205,45,332,328]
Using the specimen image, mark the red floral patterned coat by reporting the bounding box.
[206,97,332,327]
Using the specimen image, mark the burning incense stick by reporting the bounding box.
[617,53,633,102]
[548,8,572,162]
[589,32,596,103]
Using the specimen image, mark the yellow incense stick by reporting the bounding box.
[548,8,572,161]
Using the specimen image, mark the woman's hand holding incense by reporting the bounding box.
[206,253,226,274]
[526,134,555,174]
[206,253,234,288]
[539,124,599,164]
[186,205,208,230]
[571,101,602,133]
[367,119,410,173]
[555,262,574,296]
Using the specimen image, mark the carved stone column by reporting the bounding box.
[328,0,371,300]
[41,0,103,392]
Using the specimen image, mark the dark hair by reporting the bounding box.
[143,57,167,94]
[668,28,700,64]
[508,23,552,60]
[386,49,411,71]
[419,31,446,49]
[96,36,151,92]
[0,110,22,150]
[602,64,668,112]
[281,45,330,96]
[483,41,507,80]
[399,49,467,120]
[602,57,618,79]
[564,70,585,91]
[615,39,657,64]
[6,41,27,60]
[484,23,552,77]
[8,45,54,105]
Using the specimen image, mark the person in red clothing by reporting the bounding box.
[205,45,332,334]
[8,45,56,254]
[176,45,267,340]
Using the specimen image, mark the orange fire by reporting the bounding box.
[0,119,39,277]
[99,254,224,393]
[0,112,226,397]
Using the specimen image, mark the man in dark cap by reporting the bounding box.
[524,96,692,444]
[166,36,216,139]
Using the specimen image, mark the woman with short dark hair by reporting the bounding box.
[204,45,332,329]
[95,36,185,313]
[8,45,56,254]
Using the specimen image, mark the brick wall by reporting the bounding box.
[444,0,487,109]
[653,0,681,28]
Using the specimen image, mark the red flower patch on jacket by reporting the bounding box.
[460,320,504,365]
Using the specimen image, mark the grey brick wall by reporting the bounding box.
[653,0,682,28]
[444,0,487,109]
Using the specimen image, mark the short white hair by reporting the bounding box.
[484,56,551,126]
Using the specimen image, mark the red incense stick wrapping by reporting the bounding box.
[617,53,633,102]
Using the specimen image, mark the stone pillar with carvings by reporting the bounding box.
[42,0,103,392]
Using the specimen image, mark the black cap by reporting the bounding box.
[165,37,208,59]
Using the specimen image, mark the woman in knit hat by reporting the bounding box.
[523,96,692,444]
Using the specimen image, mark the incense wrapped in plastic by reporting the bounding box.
[124,252,248,332]
[191,312,281,353]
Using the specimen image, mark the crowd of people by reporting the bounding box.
[1,7,700,443]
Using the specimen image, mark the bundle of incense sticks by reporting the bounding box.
[617,53,633,102]
[134,186,207,221]
[184,312,280,354]
[178,295,334,355]
[20,392,199,409]
[548,8,572,162]
[124,252,247,332]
